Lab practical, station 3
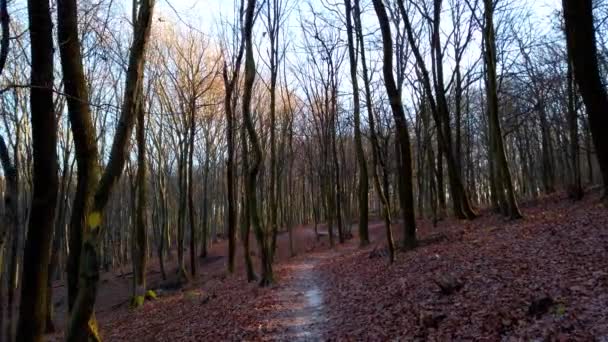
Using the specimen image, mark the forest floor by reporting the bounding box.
[49,189,608,341]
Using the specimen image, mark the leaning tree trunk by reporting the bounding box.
[158,169,168,280]
[563,0,608,201]
[398,0,476,220]
[62,1,155,340]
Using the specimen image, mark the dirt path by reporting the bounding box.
[260,249,338,341]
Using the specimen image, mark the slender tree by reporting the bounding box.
[371,0,417,250]
[399,0,477,220]
[353,0,395,259]
[132,84,149,305]
[243,0,273,286]
[222,0,246,273]
[482,0,522,219]
[344,0,370,246]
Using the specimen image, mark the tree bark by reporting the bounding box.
[242,0,273,286]
[398,0,477,220]
[132,87,148,305]
[61,0,155,339]
[222,4,245,271]
[371,0,417,250]
[188,104,196,277]
[240,120,256,282]
[17,0,59,338]
[344,0,370,247]
[483,0,521,219]
[563,0,608,201]
[567,56,583,199]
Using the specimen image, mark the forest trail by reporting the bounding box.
[261,252,330,341]
[257,240,360,341]
[95,192,608,341]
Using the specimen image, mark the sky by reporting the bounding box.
[156,0,564,32]
[153,0,566,67]
[150,0,567,110]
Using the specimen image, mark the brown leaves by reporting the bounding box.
[314,192,608,340]
[432,274,464,295]
[97,192,608,340]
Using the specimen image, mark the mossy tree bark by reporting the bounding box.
[56,0,156,339]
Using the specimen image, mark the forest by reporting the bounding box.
[1,0,608,340]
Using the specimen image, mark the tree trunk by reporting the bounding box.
[222,20,245,272]
[200,140,211,258]
[63,1,155,339]
[240,108,256,282]
[567,57,583,199]
[158,169,167,280]
[398,0,476,220]
[563,0,608,201]
[17,0,59,338]
[132,88,148,305]
[483,0,521,219]
[344,0,369,247]
[242,0,272,286]
[0,133,18,341]
[46,151,72,332]
[188,107,196,277]
[371,0,417,250]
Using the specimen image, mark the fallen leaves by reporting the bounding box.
[314,192,608,340]
[97,191,608,340]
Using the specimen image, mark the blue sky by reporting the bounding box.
[156,0,563,31]
[151,0,566,104]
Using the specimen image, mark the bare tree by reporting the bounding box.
[16,0,59,338]
[344,0,370,247]
[56,0,156,338]
[563,0,608,202]
[371,0,417,250]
